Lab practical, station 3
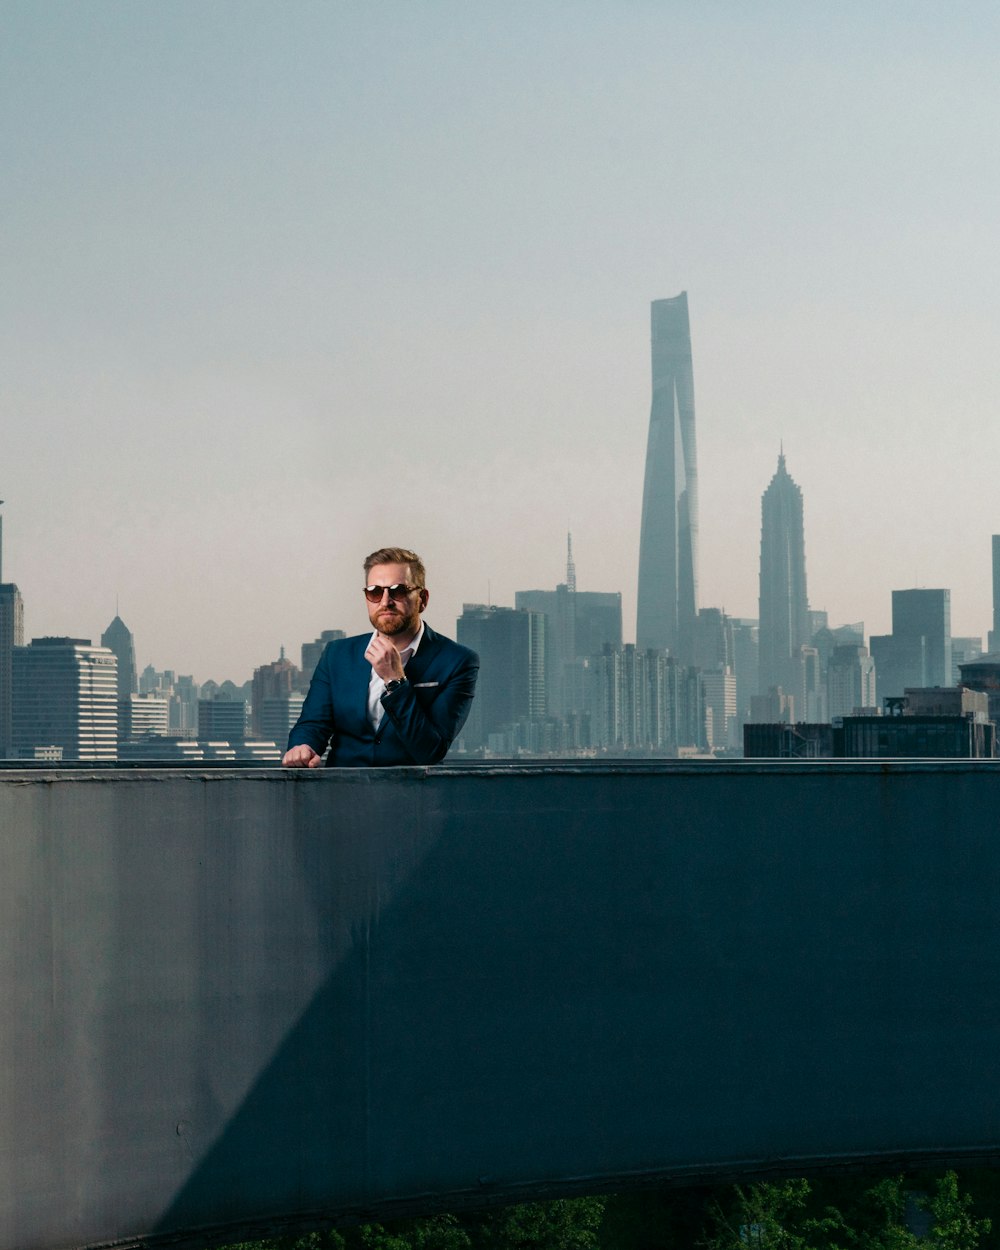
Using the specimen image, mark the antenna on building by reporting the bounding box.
[566,530,576,592]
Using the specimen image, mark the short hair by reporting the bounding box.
[363,547,426,588]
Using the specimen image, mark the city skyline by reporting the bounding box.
[4,5,1000,679]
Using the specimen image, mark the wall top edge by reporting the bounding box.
[2,759,1000,782]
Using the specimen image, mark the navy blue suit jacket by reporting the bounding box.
[286,624,479,767]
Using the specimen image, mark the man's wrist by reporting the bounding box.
[383,677,407,695]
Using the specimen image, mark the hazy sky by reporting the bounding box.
[3,1,1000,682]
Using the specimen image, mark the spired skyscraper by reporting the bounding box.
[758,451,811,717]
[636,292,699,661]
[101,614,138,702]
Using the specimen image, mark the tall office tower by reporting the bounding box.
[251,650,303,735]
[516,536,621,718]
[259,694,305,747]
[692,607,735,671]
[729,618,759,728]
[515,585,574,718]
[700,668,738,750]
[758,452,810,718]
[951,636,983,684]
[0,502,25,758]
[827,644,877,719]
[0,584,24,758]
[588,646,704,752]
[894,589,951,687]
[11,638,118,761]
[172,675,200,734]
[636,292,699,659]
[456,605,545,751]
[100,615,137,701]
[120,693,170,741]
[990,536,1000,653]
[197,696,249,742]
[870,588,952,702]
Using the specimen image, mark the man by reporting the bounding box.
[282,547,479,767]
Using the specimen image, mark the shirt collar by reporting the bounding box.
[368,621,425,665]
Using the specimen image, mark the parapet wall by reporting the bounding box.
[3,761,1000,1250]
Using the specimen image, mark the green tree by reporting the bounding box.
[922,1171,991,1250]
[700,1179,814,1250]
[468,1198,606,1250]
[699,1172,990,1250]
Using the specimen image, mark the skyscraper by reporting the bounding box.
[0,502,25,758]
[455,604,545,750]
[516,535,622,717]
[100,615,138,701]
[12,638,118,761]
[827,644,877,719]
[636,292,698,660]
[870,589,951,700]
[758,452,810,717]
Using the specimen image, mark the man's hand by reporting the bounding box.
[365,634,406,682]
[282,744,323,768]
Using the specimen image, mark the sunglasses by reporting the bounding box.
[363,583,420,604]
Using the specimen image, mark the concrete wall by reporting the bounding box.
[3,761,1000,1250]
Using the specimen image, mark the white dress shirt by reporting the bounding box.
[366,623,425,730]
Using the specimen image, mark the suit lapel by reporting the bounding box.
[402,624,440,686]
[348,634,374,729]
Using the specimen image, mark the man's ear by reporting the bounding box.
[418,588,429,612]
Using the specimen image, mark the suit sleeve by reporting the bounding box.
[286,647,336,756]
[379,648,479,764]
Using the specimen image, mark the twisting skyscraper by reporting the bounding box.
[636,292,699,659]
[758,452,810,715]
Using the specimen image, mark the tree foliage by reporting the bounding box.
[222,1172,995,1250]
[699,1172,990,1250]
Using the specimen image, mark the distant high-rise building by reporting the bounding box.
[758,453,810,717]
[172,675,200,734]
[589,645,704,752]
[952,636,983,685]
[990,535,1000,653]
[827,644,877,719]
[100,615,137,701]
[12,637,118,761]
[456,604,545,751]
[0,584,24,758]
[894,589,951,687]
[198,696,249,742]
[251,649,303,735]
[0,502,25,758]
[637,292,698,660]
[700,667,738,750]
[260,694,305,747]
[516,537,621,718]
[120,693,170,740]
[871,589,951,701]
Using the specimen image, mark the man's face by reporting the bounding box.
[365,562,428,638]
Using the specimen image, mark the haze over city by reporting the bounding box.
[4,2,1000,682]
